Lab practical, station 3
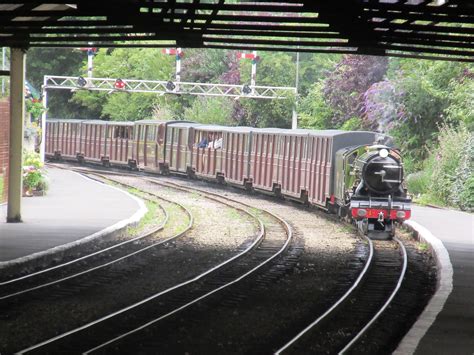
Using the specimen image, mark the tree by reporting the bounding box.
[299,82,333,129]
[26,48,85,118]
[239,52,296,127]
[388,59,469,160]
[71,48,175,121]
[184,97,234,125]
[323,55,388,127]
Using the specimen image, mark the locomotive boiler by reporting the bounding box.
[334,144,411,239]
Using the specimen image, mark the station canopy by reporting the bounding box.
[1,1,474,62]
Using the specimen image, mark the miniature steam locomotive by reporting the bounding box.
[46,119,411,239]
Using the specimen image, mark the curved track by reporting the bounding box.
[14,170,293,354]
[276,237,408,354]
[0,175,192,302]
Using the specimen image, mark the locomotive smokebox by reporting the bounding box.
[355,147,403,195]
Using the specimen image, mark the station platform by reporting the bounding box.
[397,205,474,355]
[0,167,146,265]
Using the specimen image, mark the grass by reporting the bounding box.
[166,203,190,235]
[127,199,160,237]
[417,242,429,252]
[414,193,447,208]
[226,207,243,221]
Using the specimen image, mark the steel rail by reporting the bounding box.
[0,172,193,301]
[338,237,408,354]
[83,178,293,354]
[275,236,374,355]
[275,237,408,355]
[16,175,291,355]
[0,187,168,286]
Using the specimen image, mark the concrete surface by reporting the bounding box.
[400,205,474,355]
[0,167,145,263]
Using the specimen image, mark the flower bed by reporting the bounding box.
[23,151,48,197]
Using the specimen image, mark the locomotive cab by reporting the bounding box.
[335,144,411,240]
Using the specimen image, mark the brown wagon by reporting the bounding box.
[45,119,82,160]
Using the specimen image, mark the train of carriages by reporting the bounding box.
[46,119,411,239]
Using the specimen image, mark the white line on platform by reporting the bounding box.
[393,220,454,355]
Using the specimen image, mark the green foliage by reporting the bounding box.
[26,99,45,120]
[410,124,473,210]
[430,124,470,205]
[23,169,42,190]
[459,176,474,211]
[237,52,296,128]
[184,97,233,125]
[444,76,474,131]
[182,49,230,83]
[241,95,295,128]
[101,92,156,121]
[26,48,84,118]
[23,151,47,192]
[340,117,363,131]
[299,82,333,129]
[297,53,341,96]
[72,48,175,121]
[24,151,43,169]
[406,171,431,196]
[389,59,470,160]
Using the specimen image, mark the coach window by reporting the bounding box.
[113,126,129,139]
[146,126,155,141]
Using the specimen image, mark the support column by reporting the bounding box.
[7,47,26,223]
[40,77,48,162]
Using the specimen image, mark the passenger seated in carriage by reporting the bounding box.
[208,137,222,149]
[197,136,209,148]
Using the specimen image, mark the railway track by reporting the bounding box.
[15,169,296,354]
[0,175,193,304]
[7,164,423,354]
[276,237,407,354]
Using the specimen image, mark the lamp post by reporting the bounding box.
[292,50,300,130]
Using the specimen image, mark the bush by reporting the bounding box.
[23,168,42,190]
[340,117,363,131]
[406,171,430,196]
[24,151,43,169]
[459,176,474,211]
[429,123,473,210]
[23,151,47,193]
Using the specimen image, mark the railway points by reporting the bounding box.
[397,205,474,355]
[0,166,146,265]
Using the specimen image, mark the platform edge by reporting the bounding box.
[0,172,147,269]
[393,220,454,355]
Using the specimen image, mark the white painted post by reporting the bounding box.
[87,46,93,78]
[40,76,48,162]
[175,48,182,92]
[7,47,26,223]
[251,50,257,95]
[292,51,300,130]
[87,52,93,78]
